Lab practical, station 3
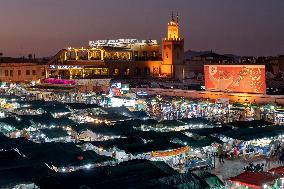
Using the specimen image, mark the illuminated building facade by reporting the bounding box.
[0,62,46,83]
[162,14,185,80]
[47,14,184,80]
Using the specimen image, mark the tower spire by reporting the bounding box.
[176,12,179,23]
[167,12,179,40]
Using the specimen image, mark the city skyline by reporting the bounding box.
[0,0,283,57]
[1,1,284,188]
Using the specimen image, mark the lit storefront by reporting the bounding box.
[48,65,110,79]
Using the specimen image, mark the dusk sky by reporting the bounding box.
[0,0,283,57]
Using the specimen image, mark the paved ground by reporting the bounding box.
[210,158,283,180]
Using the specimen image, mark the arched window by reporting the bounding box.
[124,68,130,76]
[113,68,120,76]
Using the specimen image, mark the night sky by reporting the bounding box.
[0,0,283,57]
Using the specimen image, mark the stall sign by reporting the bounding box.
[151,147,189,157]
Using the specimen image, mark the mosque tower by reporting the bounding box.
[162,13,184,80]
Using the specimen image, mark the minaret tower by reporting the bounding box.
[168,12,179,40]
[162,13,184,79]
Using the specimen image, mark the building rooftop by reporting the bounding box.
[0,57,48,64]
[34,159,224,189]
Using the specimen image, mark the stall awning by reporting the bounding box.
[222,125,284,141]
[229,120,273,128]
[229,171,280,189]
[269,166,284,175]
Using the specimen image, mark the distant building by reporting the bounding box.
[181,52,234,85]
[0,57,46,82]
[268,55,284,74]
[47,14,184,80]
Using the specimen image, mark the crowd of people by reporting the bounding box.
[265,143,284,167]
[209,141,284,169]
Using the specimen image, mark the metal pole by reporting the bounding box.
[213,153,215,169]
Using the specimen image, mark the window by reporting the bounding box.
[113,68,119,76]
[18,70,21,76]
[26,70,30,75]
[142,51,147,57]
[101,68,108,75]
[10,70,13,77]
[124,68,130,76]
[153,67,159,75]
[166,52,169,59]
[5,70,8,76]
[32,70,36,75]
[94,69,101,75]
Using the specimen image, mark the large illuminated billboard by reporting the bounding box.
[204,65,266,94]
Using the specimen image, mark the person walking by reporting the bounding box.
[217,145,224,163]
[220,150,225,163]
[278,146,284,165]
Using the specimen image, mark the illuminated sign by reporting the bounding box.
[110,97,135,108]
[75,79,111,86]
[43,78,75,85]
[109,83,130,95]
[204,65,266,94]
[151,147,189,157]
[121,84,129,91]
[49,65,82,69]
[111,83,121,89]
[89,39,158,48]
[137,91,148,96]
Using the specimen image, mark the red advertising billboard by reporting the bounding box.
[204,65,266,94]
